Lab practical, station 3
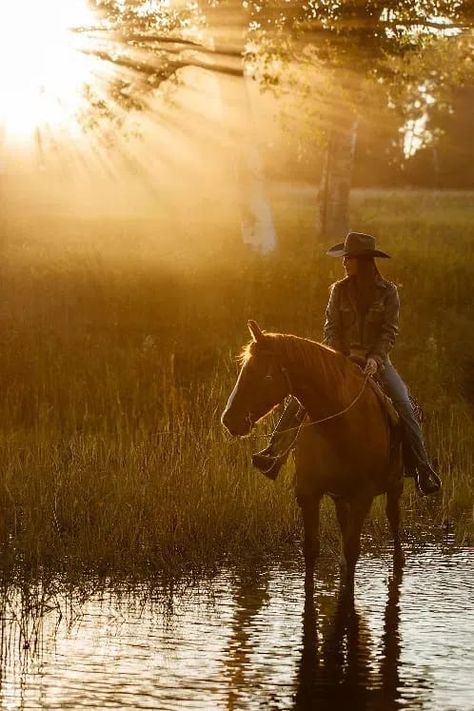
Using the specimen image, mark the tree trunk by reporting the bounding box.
[203,3,277,254]
[235,77,277,254]
[319,117,358,240]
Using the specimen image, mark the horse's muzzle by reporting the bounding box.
[221,409,252,437]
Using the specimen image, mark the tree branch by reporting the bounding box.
[79,48,243,80]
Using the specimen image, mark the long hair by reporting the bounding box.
[354,257,382,311]
[356,256,382,282]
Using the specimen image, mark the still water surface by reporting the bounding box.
[1,543,473,710]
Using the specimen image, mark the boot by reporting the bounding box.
[252,398,305,480]
[415,462,442,496]
[398,419,442,495]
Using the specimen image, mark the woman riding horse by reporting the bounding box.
[252,231,441,496]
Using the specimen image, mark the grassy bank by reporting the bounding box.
[0,189,473,575]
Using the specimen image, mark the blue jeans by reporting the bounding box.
[380,361,428,469]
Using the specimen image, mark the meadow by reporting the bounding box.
[0,188,472,576]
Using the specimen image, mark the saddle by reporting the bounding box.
[369,376,399,427]
[370,375,423,427]
[368,373,424,479]
[348,353,423,427]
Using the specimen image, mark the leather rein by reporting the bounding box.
[269,363,370,438]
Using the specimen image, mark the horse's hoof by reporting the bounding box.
[341,560,356,585]
[339,576,355,602]
[304,572,314,595]
[393,547,405,565]
[304,560,315,580]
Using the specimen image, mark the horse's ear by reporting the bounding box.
[248,320,265,343]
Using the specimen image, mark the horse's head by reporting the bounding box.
[221,320,291,437]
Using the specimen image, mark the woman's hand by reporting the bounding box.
[364,357,378,377]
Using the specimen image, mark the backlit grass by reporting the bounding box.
[0,189,472,575]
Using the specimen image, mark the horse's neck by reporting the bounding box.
[284,342,347,416]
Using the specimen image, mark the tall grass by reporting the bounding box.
[0,189,472,575]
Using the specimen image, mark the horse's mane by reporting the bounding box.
[240,333,349,384]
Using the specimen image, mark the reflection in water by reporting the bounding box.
[225,568,271,709]
[0,546,473,709]
[295,559,419,710]
[381,562,405,708]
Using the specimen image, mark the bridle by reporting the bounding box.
[261,358,370,438]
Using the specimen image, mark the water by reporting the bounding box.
[1,544,473,710]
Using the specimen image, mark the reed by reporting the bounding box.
[0,189,472,575]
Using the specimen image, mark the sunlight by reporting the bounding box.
[403,115,429,158]
[0,0,95,141]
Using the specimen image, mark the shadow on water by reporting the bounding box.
[295,559,430,710]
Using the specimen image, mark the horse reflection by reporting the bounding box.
[295,559,411,710]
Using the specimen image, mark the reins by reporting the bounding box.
[253,368,371,474]
[274,368,370,436]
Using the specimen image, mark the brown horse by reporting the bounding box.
[221,321,404,586]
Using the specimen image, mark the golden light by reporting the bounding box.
[0,0,96,142]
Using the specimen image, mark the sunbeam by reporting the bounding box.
[0,0,96,141]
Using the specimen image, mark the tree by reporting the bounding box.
[79,0,278,252]
[77,1,474,240]
[244,1,474,236]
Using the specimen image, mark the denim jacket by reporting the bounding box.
[323,275,400,366]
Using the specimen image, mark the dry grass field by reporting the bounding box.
[0,189,472,576]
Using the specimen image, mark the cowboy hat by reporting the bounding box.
[327,232,390,259]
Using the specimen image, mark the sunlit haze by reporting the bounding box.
[0,0,248,228]
[0,0,95,141]
[0,2,472,708]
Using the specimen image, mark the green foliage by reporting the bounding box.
[400,83,474,187]
[250,2,474,171]
[71,2,474,179]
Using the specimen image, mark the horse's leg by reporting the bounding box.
[334,497,349,566]
[297,493,322,587]
[341,494,373,588]
[386,482,405,563]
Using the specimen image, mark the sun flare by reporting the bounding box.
[0,0,96,141]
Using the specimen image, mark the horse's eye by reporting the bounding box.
[264,374,273,381]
